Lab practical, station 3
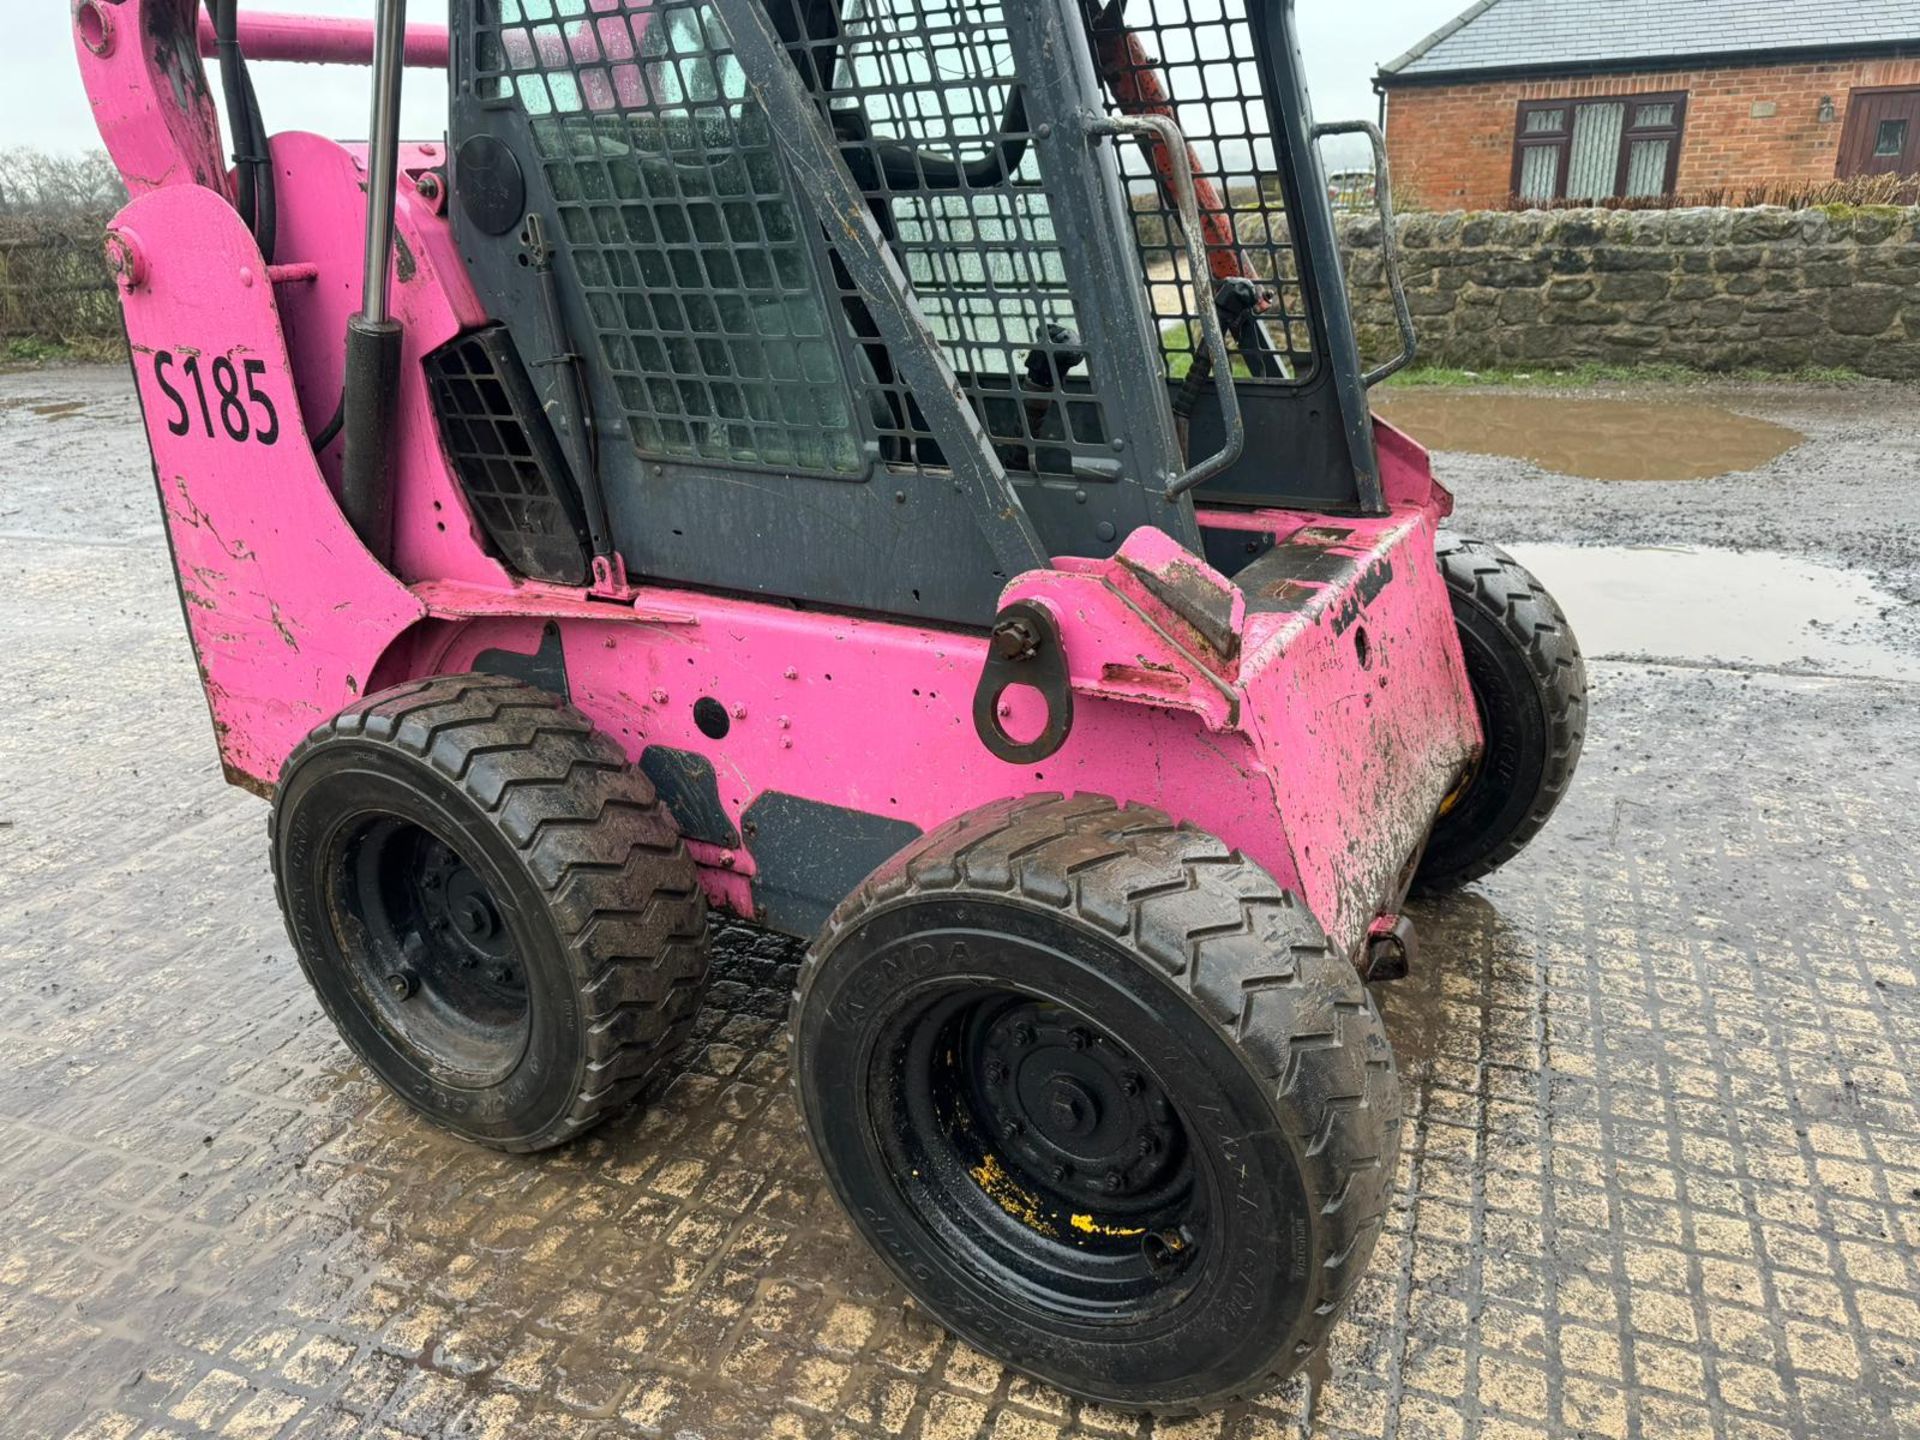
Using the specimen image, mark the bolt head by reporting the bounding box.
[384,971,416,1000]
[453,896,492,938]
[990,618,1040,662]
[1067,1027,1091,1051]
[984,1060,1009,1085]
[1011,1023,1036,1047]
[1050,1162,1071,1182]
[1119,1070,1143,1096]
[1102,1168,1125,1194]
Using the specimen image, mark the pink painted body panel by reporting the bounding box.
[109,183,425,790]
[81,0,1481,960]
[76,0,229,197]
[193,10,451,68]
[264,132,508,589]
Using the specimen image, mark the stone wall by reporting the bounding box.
[1338,205,1920,379]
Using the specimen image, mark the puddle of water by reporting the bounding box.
[1505,543,1920,682]
[1375,392,1803,481]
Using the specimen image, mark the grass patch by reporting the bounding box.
[1159,321,1258,381]
[1381,361,1866,389]
[2,335,125,366]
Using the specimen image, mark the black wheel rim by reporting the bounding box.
[871,983,1211,1323]
[326,815,531,1085]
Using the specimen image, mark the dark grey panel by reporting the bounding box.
[473,621,570,699]
[742,791,922,938]
[641,746,741,849]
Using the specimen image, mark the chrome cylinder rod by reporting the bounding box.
[359,0,409,323]
[339,0,410,564]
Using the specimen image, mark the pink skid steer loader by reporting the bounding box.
[76,0,1585,1411]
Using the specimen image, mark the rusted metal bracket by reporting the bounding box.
[973,601,1074,763]
[708,0,1052,586]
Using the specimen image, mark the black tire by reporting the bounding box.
[1416,533,1587,893]
[790,794,1399,1413]
[270,674,709,1152]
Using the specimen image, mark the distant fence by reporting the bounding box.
[0,216,118,344]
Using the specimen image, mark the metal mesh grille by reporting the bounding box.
[468,0,1317,483]
[471,0,1120,480]
[423,327,590,585]
[475,0,864,474]
[1093,0,1317,381]
[795,0,1112,474]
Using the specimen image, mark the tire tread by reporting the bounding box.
[793,793,1400,1413]
[271,673,709,1151]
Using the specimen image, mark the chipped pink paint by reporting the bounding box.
[85,0,1480,959]
[110,183,425,789]
[76,0,229,198]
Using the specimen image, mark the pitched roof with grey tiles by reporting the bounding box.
[1380,0,1920,80]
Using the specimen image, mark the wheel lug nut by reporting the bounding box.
[1067,1027,1090,1051]
[1102,1167,1124,1194]
[1136,1132,1158,1158]
[1120,1071,1142,1096]
[1011,1023,1035,1047]
[494,966,514,984]
[985,1060,1009,1085]
[1050,1162,1071,1182]
[385,970,417,1000]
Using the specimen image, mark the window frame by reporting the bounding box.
[1509,90,1689,203]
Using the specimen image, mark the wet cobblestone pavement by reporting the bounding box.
[2,369,1918,1439]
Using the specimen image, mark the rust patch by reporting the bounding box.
[1291,525,1355,548]
[1257,578,1320,608]
[220,760,276,800]
[268,601,300,652]
[1100,661,1190,692]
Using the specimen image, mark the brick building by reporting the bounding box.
[1376,0,1920,211]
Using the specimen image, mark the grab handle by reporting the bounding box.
[1090,113,1245,500]
[1312,118,1417,387]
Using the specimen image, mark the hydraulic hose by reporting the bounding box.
[209,0,277,262]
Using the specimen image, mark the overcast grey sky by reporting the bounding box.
[7,0,1466,161]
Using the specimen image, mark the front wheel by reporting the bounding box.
[1417,533,1588,893]
[791,795,1399,1413]
[270,674,711,1151]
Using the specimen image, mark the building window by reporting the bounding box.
[1512,93,1687,202]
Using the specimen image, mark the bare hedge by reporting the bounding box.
[0,214,119,343]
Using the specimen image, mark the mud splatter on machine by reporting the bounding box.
[75,0,1584,1410]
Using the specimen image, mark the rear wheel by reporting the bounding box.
[791,794,1399,1413]
[1417,533,1587,893]
[271,674,710,1151]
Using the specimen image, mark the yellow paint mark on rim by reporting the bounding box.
[969,1153,1057,1237]
[1068,1213,1148,1239]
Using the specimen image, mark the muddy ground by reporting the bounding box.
[0,366,1917,1440]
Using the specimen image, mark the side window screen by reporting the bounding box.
[475,0,863,474]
